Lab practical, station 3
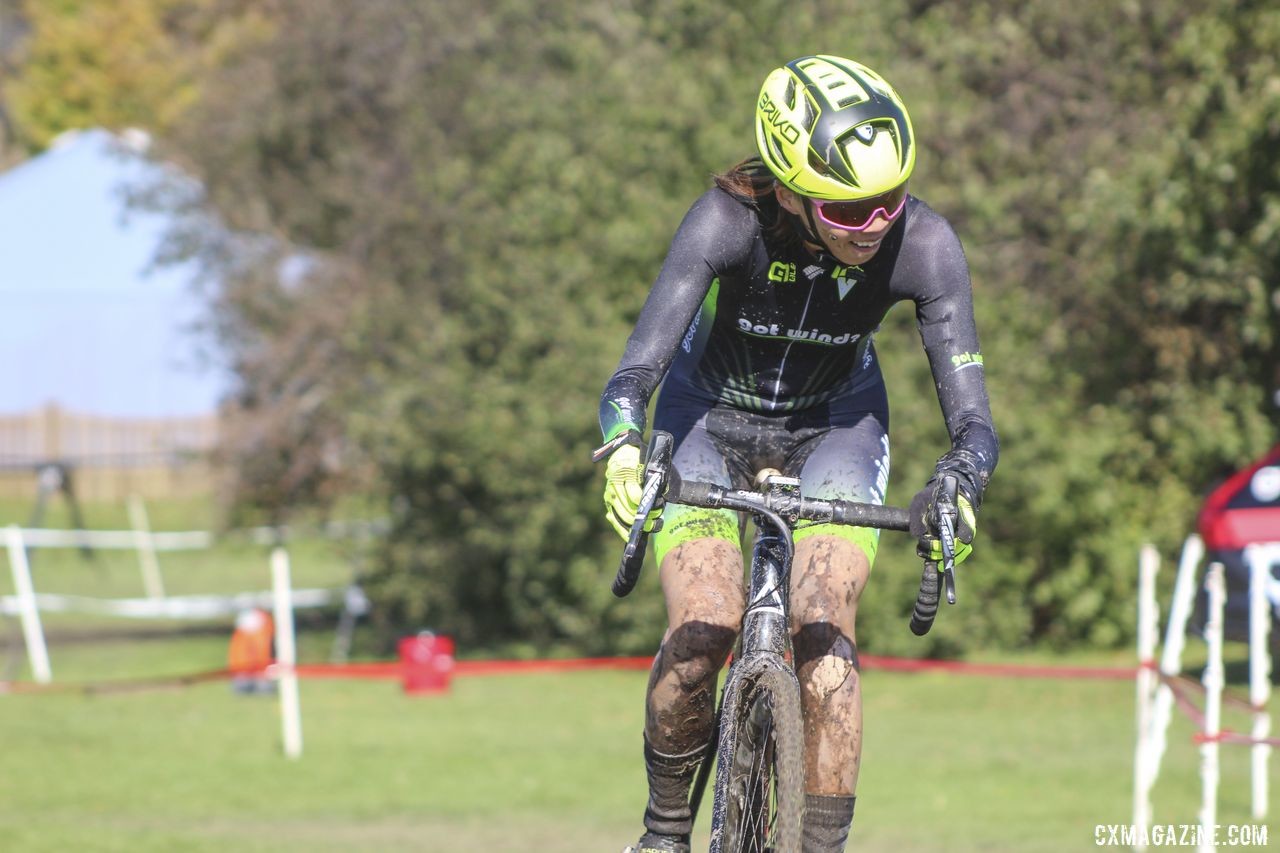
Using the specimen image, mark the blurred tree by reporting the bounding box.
[5,0,194,147]
[135,0,1280,655]
[1044,0,1280,643]
[2,0,267,149]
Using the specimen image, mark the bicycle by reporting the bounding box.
[601,430,961,853]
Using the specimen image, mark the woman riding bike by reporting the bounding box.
[597,55,999,853]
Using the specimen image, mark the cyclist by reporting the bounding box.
[597,55,998,853]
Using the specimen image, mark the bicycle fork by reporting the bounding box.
[742,527,792,660]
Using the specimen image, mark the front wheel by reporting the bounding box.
[708,657,804,853]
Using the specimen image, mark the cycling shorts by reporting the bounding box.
[650,378,891,567]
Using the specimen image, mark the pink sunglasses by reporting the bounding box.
[810,183,908,231]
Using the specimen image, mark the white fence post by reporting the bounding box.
[1199,562,1225,853]
[127,495,166,599]
[1147,535,1203,787]
[5,525,52,684]
[1133,544,1160,849]
[271,546,303,759]
[1246,544,1274,820]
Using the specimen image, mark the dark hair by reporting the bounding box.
[712,156,803,251]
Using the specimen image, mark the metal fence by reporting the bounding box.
[0,404,219,500]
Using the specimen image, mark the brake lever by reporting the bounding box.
[591,431,637,464]
[936,475,959,605]
[630,468,665,537]
[613,474,659,597]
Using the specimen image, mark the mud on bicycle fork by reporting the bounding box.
[739,469,803,661]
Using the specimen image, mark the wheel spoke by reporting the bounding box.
[711,662,803,853]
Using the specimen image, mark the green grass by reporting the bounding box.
[0,498,1273,850]
[0,633,1274,852]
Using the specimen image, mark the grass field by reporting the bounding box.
[0,633,1273,852]
[0,499,1274,851]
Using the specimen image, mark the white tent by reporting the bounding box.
[0,129,227,417]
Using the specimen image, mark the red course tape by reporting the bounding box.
[0,653,1151,695]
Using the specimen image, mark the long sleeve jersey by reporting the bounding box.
[599,187,998,485]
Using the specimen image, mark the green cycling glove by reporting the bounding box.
[602,443,664,541]
[909,450,984,565]
[910,489,977,564]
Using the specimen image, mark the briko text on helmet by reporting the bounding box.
[757,92,800,145]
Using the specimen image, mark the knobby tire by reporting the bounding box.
[709,658,804,853]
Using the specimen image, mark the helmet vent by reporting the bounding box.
[807,148,835,179]
[770,134,792,169]
[799,94,817,132]
[808,68,865,109]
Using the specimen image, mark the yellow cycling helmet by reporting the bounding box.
[755,55,916,201]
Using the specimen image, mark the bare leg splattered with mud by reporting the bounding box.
[790,534,871,795]
[644,537,745,753]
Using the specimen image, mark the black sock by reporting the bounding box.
[803,793,856,853]
[641,737,706,839]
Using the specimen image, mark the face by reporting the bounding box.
[775,185,902,266]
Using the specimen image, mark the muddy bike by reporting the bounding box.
[601,430,961,853]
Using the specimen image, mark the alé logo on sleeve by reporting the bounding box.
[768,262,797,283]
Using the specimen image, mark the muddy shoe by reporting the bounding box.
[622,832,691,853]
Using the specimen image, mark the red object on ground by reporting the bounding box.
[227,608,274,675]
[398,633,456,694]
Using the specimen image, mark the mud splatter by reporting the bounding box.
[645,539,744,754]
[789,535,871,795]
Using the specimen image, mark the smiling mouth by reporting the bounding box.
[851,237,882,250]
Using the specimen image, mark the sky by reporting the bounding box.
[0,128,229,417]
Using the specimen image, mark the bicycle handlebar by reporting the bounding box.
[667,478,911,531]
[604,431,957,635]
[909,561,942,636]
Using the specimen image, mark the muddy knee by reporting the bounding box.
[647,620,738,750]
[794,622,859,702]
[657,538,745,692]
[660,620,738,691]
